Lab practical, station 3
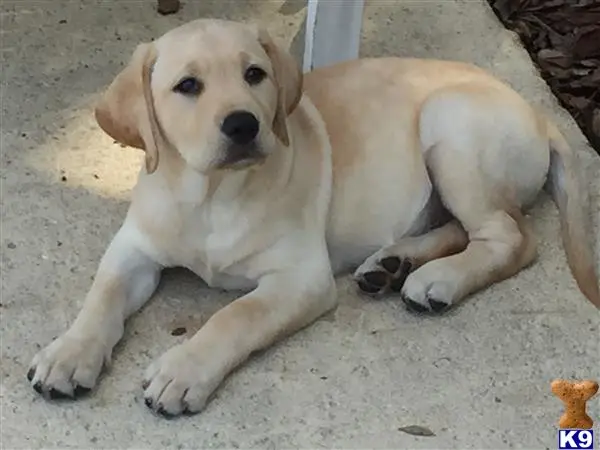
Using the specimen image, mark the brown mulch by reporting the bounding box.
[488,0,600,153]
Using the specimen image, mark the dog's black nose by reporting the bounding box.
[221,111,259,145]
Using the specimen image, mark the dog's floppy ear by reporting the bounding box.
[257,29,303,146]
[95,43,162,174]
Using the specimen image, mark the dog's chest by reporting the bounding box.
[133,181,262,290]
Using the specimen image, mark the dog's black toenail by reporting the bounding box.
[142,380,150,390]
[156,404,173,418]
[428,298,449,312]
[73,385,91,397]
[49,388,71,400]
[363,271,388,287]
[144,397,154,409]
[402,296,430,313]
[33,381,43,394]
[27,368,35,382]
[357,279,383,294]
[380,256,401,274]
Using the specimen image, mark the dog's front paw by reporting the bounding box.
[143,343,221,418]
[27,332,110,399]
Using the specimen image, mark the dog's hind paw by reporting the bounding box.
[401,292,450,313]
[354,256,413,296]
[400,266,458,314]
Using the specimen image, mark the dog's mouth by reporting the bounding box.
[217,142,266,170]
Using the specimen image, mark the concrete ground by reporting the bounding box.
[1,0,599,448]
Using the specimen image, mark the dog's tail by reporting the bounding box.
[545,118,600,308]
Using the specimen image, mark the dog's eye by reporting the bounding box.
[173,77,203,96]
[244,66,267,86]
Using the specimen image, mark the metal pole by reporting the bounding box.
[303,0,365,72]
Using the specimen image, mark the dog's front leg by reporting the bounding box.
[27,221,162,399]
[142,265,336,417]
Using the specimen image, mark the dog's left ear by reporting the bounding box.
[257,28,303,146]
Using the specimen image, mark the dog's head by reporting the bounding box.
[95,20,302,174]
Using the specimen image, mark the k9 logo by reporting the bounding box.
[558,429,594,450]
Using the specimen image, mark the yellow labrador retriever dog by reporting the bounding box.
[28,19,599,416]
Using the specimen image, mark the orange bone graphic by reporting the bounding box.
[551,379,598,429]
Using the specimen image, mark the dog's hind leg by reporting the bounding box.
[400,209,537,313]
[393,85,548,313]
[399,141,539,313]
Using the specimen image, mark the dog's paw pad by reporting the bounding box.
[363,271,388,287]
[356,257,413,296]
[357,271,388,295]
[357,278,384,294]
[380,256,401,273]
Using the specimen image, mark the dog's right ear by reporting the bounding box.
[95,43,162,174]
